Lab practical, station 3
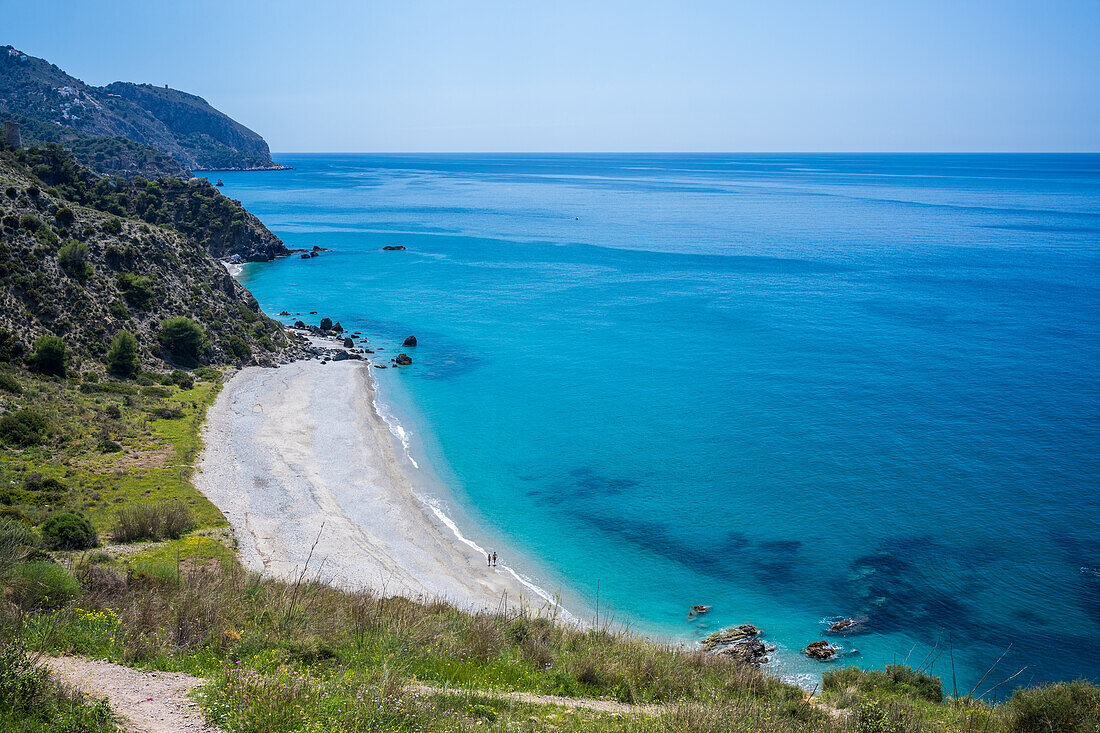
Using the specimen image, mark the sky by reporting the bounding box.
[6,0,1100,152]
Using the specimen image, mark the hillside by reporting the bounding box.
[0,146,303,370]
[0,45,285,174]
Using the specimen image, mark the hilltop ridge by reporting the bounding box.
[0,45,286,175]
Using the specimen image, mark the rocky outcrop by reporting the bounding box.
[802,641,839,661]
[700,624,760,652]
[382,245,406,251]
[395,353,412,366]
[717,638,769,666]
[343,337,354,348]
[402,335,417,347]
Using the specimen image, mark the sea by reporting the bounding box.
[216,153,1100,694]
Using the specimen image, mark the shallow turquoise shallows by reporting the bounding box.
[220,154,1100,692]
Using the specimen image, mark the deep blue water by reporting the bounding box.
[216,153,1100,693]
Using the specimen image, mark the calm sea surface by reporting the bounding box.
[220,153,1100,692]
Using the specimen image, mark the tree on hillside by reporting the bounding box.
[158,318,204,365]
[29,336,66,377]
[106,330,140,377]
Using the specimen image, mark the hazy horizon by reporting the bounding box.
[9,0,1100,153]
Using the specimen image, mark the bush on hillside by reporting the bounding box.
[58,239,92,281]
[159,317,205,365]
[29,335,67,377]
[0,517,39,570]
[0,330,23,363]
[106,330,140,377]
[1009,680,1100,733]
[101,217,122,234]
[40,512,98,551]
[0,372,21,394]
[169,369,194,390]
[117,272,154,309]
[3,561,80,610]
[54,206,75,226]
[113,501,196,543]
[0,409,50,447]
[822,665,943,704]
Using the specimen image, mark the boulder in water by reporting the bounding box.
[717,638,769,666]
[402,335,417,347]
[802,641,839,661]
[395,353,412,366]
[343,337,354,348]
[700,624,760,652]
[382,245,406,251]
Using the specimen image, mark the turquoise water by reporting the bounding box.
[218,154,1099,693]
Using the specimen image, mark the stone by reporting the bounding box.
[382,245,407,251]
[688,605,711,616]
[395,353,412,366]
[343,337,354,348]
[802,641,838,661]
[309,251,318,257]
[332,322,344,333]
[402,335,417,347]
[300,253,311,259]
[700,624,760,652]
[320,317,333,331]
[717,638,769,666]
[332,351,349,361]
[293,320,307,329]
[373,364,388,369]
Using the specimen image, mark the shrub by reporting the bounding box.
[3,561,80,610]
[224,335,251,361]
[58,239,92,280]
[0,517,39,570]
[19,214,40,231]
[117,272,154,309]
[0,372,21,394]
[98,439,122,453]
[169,370,194,390]
[0,409,50,447]
[113,501,196,543]
[101,217,122,234]
[40,512,98,550]
[105,404,121,419]
[159,317,205,365]
[194,366,221,381]
[0,330,23,363]
[1,214,17,229]
[29,335,67,377]
[141,385,171,398]
[106,330,140,377]
[1010,680,1100,733]
[823,665,943,704]
[54,206,75,226]
[109,299,130,320]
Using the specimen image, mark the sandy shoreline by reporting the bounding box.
[195,356,554,614]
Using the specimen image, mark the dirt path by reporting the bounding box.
[43,657,215,733]
[410,683,663,715]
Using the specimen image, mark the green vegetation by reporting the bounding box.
[159,317,205,365]
[105,330,140,378]
[0,408,50,447]
[1009,681,1100,733]
[0,642,119,732]
[57,239,92,280]
[40,512,98,551]
[29,336,66,377]
[112,501,195,543]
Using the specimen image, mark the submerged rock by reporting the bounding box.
[395,353,412,366]
[402,335,417,347]
[382,245,406,251]
[700,624,760,652]
[688,605,711,617]
[802,641,839,661]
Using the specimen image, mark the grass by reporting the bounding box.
[2,365,1099,731]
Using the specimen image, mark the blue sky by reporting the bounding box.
[7,0,1100,152]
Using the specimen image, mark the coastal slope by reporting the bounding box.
[195,358,544,611]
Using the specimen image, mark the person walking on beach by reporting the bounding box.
[492,552,497,567]
[487,552,492,567]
